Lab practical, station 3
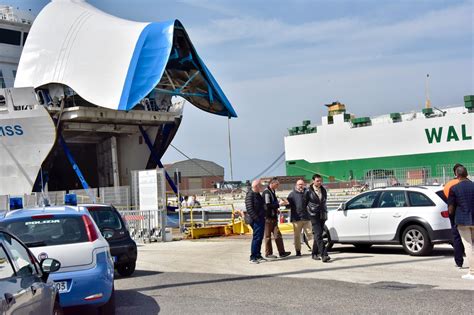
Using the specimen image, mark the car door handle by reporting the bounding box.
[393,213,402,218]
[360,214,368,219]
[4,293,15,305]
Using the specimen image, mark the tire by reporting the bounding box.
[401,225,433,256]
[323,227,334,251]
[98,286,115,315]
[117,261,136,277]
[52,296,63,315]
[353,244,373,250]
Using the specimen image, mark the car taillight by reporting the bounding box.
[440,210,449,218]
[82,215,99,242]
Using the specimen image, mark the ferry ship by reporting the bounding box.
[284,98,474,184]
[0,0,236,196]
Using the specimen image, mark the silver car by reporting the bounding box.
[0,230,62,314]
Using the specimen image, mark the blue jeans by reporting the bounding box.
[250,220,265,260]
[450,216,465,267]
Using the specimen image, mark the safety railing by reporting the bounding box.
[179,204,236,228]
[118,209,167,243]
[176,203,249,239]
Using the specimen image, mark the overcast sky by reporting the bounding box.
[8,0,474,180]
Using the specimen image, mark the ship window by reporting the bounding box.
[0,70,5,88]
[0,28,21,46]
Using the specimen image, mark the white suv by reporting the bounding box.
[325,186,452,256]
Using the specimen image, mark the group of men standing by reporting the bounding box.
[245,166,474,280]
[245,175,330,264]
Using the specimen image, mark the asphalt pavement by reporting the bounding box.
[66,236,474,314]
[113,270,473,314]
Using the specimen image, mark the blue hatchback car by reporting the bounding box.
[0,206,115,313]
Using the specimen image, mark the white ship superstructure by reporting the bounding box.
[0,5,33,88]
[285,100,474,183]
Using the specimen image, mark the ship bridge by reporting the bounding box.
[1,0,237,195]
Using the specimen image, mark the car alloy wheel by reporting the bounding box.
[404,229,425,253]
[401,225,433,256]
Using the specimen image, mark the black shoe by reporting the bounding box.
[296,251,301,256]
[265,254,277,259]
[322,256,331,263]
[279,251,291,258]
[312,254,321,260]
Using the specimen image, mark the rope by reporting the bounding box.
[169,144,221,178]
[251,152,285,181]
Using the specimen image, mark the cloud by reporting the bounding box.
[176,0,241,17]
[188,2,471,50]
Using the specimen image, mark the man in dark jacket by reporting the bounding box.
[288,179,312,256]
[262,178,291,258]
[303,174,330,262]
[245,179,266,263]
[448,166,474,280]
[443,163,465,268]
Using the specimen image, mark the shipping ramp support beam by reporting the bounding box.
[138,125,178,194]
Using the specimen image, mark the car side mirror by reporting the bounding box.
[40,258,61,281]
[338,202,346,211]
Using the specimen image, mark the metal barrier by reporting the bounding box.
[179,204,235,228]
[177,204,249,239]
[118,209,165,243]
[99,186,130,207]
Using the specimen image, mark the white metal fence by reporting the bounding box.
[118,209,168,243]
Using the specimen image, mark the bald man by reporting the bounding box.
[288,179,313,256]
[245,179,266,263]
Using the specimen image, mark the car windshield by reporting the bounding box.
[87,207,123,231]
[0,216,88,247]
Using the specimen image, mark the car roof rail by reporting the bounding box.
[406,185,428,189]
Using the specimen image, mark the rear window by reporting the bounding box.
[435,190,448,203]
[87,207,123,231]
[408,192,435,207]
[0,216,88,247]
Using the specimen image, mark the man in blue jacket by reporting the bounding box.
[448,166,474,280]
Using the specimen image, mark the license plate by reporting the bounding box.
[54,281,68,293]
